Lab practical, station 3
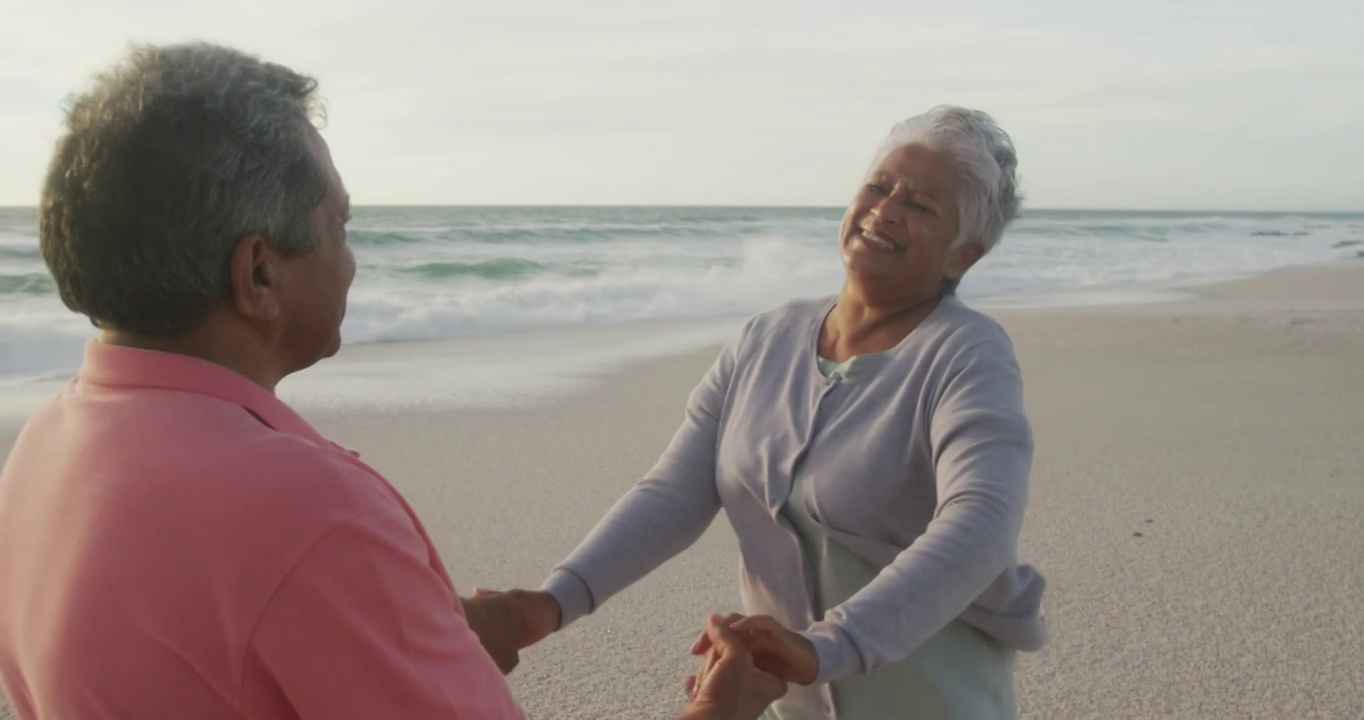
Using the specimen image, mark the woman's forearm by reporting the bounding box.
[800,487,1025,684]
[542,453,724,627]
[541,325,748,627]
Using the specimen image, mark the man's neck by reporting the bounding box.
[99,324,284,392]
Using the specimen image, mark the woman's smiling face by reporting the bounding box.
[838,142,982,300]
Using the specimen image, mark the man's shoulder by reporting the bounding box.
[239,430,389,490]
[9,382,410,542]
[189,422,414,550]
[126,384,397,513]
[140,383,396,508]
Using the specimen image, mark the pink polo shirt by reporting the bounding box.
[0,342,523,719]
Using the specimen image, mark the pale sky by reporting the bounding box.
[2,0,1362,210]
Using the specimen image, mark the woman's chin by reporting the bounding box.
[841,251,899,281]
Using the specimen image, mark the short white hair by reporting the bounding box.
[868,105,1022,253]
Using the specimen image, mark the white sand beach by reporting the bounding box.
[2,262,1362,718]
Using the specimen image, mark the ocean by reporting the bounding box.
[2,206,1361,378]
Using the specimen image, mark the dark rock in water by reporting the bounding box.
[1357,250,1364,258]
[1133,532,1145,538]
[1250,231,1289,237]
[1333,240,1362,249]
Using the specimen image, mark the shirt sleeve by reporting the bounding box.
[240,510,524,719]
[541,320,750,628]
[801,328,1036,684]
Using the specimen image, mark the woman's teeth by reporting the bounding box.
[862,231,898,251]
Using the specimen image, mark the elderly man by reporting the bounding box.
[0,42,783,720]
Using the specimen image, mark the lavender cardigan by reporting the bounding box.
[543,295,1046,715]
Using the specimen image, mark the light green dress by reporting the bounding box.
[763,353,1018,720]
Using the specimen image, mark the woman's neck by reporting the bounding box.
[820,285,944,361]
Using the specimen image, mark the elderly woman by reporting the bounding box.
[502,105,1046,719]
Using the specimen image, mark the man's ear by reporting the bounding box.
[947,241,987,280]
[228,233,281,321]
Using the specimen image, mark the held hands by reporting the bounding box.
[677,615,789,720]
[690,614,819,686]
[460,588,562,674]
[459,587,808,719]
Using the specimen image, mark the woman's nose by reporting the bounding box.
[869,197,901,224]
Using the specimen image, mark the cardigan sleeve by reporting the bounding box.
[800,327,1034,684]
[541,320,750,628]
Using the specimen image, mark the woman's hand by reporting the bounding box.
[690,614,819,686]
[678,614,788,720]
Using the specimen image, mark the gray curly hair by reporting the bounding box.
[868,105,1023,255]
[39,42,329,337]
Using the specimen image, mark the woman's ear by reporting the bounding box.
[947,241,987,280]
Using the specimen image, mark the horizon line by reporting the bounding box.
[1,204,1362,214]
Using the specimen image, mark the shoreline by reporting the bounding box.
[1,257,1360,423]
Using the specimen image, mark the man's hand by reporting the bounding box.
[676,615,787,720]
[460,588,562,674]
[690,614,818,686]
